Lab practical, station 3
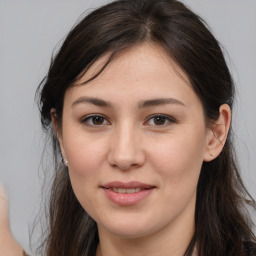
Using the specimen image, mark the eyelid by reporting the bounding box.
[81,114,110,126]
[80,113,176,127]
[145,114,177,126]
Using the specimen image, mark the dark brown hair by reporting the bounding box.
[37,0,256,255]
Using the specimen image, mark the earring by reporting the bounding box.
[63,158,69,166]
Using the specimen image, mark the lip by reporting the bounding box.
[100,181,156,206]
[102,181,155,189]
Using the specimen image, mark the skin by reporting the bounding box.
[0,185,23,256]
[54,43,231,256]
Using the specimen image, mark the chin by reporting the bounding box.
[97,215,160,239]
[105,226,152,239]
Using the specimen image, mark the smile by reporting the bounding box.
[110,188,149,193]
[101,181,156,205]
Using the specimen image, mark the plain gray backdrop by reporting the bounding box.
[0,0,256,253]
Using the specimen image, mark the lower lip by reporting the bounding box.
[102,188,155,206]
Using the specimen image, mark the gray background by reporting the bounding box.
[0,0,255,253]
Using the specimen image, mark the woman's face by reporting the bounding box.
[59,43,212,240]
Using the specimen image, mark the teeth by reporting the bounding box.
[112,188,141,194]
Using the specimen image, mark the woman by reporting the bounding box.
[1,0,255,255]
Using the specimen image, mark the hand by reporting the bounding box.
[0,185,24,256]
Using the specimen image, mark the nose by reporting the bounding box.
[107,124,146,170]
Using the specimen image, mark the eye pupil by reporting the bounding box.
[93,116,104,125]
[154,117,166,125]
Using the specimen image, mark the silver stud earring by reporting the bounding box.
[63,158,69,166]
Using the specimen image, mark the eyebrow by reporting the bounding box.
[72,97,185,108]
[72,97,113,108]
[138,98,186,108]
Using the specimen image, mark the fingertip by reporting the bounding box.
[0,182,9,219]
[0,183,8,200]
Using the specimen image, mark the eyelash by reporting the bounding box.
[145,114,176,127]
[81,114,176,127]
[81,115,110,126]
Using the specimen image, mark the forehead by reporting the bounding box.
[76,43,190,87]
[64,43,200,111]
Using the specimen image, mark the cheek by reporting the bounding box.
[63,134,109,216]
[64,132,107,177]
[146,130,206,219]
[148,127,206,187]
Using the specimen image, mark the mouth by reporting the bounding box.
[100,181,156,205]
[101,181,156,192]
[104,187,154,194]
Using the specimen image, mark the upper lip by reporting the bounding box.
[101,181,156,189]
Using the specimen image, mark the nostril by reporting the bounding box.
[107,137,146,170]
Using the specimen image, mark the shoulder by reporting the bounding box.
[243,241,256,256]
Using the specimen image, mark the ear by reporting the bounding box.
[203,104,231,162]
[51,108,66,158]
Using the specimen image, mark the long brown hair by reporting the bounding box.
[36,0,256,255]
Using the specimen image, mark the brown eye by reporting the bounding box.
[146,114,175,126]
[92,116,104,125]
[82,115,109,126]
[153,116,166,125]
